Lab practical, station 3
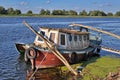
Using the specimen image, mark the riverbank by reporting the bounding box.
[0,14,120,18]
[61,56,120,80]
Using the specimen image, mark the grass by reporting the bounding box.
[60,56,120,80]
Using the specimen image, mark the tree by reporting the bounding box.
[97,11,106,16]
[107,12,113,16]
[27,10,32,15]
[79,10,87,16]
[40,9,46,15]
[46,10,50,15]
[0,6,6,14]
[52,10,64,15]
[7,8,15,15]
[88,10,106,16]
[15,9,21,15]
[88,10,98,16]
[62,9,69,15]
[40,9,51,15]
[115,11,120,16]
[68,10,78,15]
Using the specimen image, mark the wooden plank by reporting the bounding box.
[101,46,120,54]
[59,29,89,35]
[70,23,120,40]
[90,44,120,55]
[40,27,89,35]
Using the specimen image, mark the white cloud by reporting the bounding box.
[98,3,112,8]
[20,1,27,6]
[73,7,81,12]
[46,0,50,4]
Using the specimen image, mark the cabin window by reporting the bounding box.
[68,34,72,41]
[84,35,87,41]
[40,31,45,36]
[79,35,82,41]
[60,34,65,45]
[38,37,42,41]
[87,35,89,40]
[49,33,55,43]
[80,28,88,32]
[74,35,77,41]
[38,31,45,41]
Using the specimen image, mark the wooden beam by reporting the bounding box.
[70,23,120,40]
[59,29,89,35]
[101,46,120,54]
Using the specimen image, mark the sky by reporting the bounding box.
[0,0,119,14]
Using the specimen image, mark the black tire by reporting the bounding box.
[83,52,89,61]
[69,52,78,64]
[26,47,37,59]
[97,48,101,53]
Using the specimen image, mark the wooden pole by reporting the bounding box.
[23,21,77,76]
[70,23,120,40]
[101,46,120,54]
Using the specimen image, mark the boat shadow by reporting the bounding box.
[80,56,100,68]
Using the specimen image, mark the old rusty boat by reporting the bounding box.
[15,22,102,71]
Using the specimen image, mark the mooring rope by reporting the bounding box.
[17,29,29,43]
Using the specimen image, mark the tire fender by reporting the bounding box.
[26,47,37,59]
[69,52,78,63]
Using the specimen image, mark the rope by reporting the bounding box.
[17,29,29,42]
[29,51,49,80]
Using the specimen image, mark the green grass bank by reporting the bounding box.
[61,56,120,80]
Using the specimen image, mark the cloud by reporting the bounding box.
[98,3,112,8]
[92,2,97,4]
[92,2,112,8]
[20,1,27,6]
[73,7,81,11]
[105,3,112,7]
[46,0,51,4]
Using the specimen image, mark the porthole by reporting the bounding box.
[84,35,86,41]
[79,35,82,41]
[74,35,77,41]
[69,34,72,41]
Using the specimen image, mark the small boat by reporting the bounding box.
[15,22,102,70]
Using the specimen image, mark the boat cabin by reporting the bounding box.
[34,27,90,50]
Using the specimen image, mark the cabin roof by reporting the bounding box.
[39,27,89,35]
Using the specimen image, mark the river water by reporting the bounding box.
[0,17,120,80]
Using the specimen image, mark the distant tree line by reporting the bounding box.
[0,6,21,15]
[39,9,120,16]
[0,6,120,16]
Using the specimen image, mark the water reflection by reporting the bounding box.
[26,68,63,80]
[17,55,82,80]
[26,68,82,80]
